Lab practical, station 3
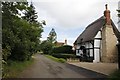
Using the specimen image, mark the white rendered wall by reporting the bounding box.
[94,40,101,47]
[89,42,93,48]
[76,50,80,56]
[93,49,100,63]
[93,40,101,63]
[90,49,93,57]
[76,45,80,49]
[85,43,88,48]
[76,44,80,56]
[94,31,101,38]
[93,31,101,63]
[85,42,92,48]
[85,42,93,57]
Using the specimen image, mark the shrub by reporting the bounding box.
[58,58,66,63]
[52,45,73,54]
[40,40,53,54]
[52,53,77,59]
[2,2,43,61]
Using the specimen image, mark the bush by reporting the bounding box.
[52,45,73,54]
[2,2,43,61]
[2,47,11,61]
[58,58,66,63]
[40,40,53,54]
[52,53,77,59]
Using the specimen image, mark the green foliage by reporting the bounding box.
[47,28,57,43]
[22,2,37,23]
[45,55,66,63]
[108,70,120,80]
[2,2,43,61]
[2,58,34,78]
[52,54,77,59]
[52,45,73,54]
[40,29,57,54]
[58,58,66,63]
[40,40,53,54]
[2,47,11,61]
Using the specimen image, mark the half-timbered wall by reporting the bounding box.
[75,31,102,62]
[85,42,93,57]
[93,31,102,63]
[76,44,81,56]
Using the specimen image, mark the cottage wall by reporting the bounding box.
[101,25,118,62]
[85,42,93,57]
[76,45,81,56]
[75,42,94,61]
[93,31,102,63]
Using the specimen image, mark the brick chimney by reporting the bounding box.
[101,4,118,63]
[65,39,67,45]
[104,4,111,25]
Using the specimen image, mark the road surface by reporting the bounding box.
[18,54,107,78]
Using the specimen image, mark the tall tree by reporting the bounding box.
[47,28,57,43]
[22,2,44,55]
[2,2,29,61]
[22,2,37,23]
[40,40,53,54]
[2,2,44,61]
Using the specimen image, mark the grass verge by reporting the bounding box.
[2,58,34,78]
[108,70,120,80]
[45,55,66,63]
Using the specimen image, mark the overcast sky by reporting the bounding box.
[28,0,119,45]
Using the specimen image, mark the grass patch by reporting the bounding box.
[2,58,34,78]
[45,55,66,63]
[108,70,120,80]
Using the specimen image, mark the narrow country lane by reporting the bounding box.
[18,54,107,78]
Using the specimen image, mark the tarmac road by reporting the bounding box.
[18,54,107,78]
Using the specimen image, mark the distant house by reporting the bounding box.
[74,4,118,63]
[55,39,67,47]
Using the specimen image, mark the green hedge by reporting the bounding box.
[52,53,77,59]
[52,45,73,54]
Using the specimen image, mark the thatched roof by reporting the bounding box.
[74,16,119,45]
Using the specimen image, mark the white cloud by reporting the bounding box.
[32,0,119,29]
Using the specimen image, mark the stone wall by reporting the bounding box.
[101,24,118,63]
